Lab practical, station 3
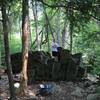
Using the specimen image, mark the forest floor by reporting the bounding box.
[0,71,100,100]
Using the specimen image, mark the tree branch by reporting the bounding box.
[92,15,100,21]
[36,0,66,8]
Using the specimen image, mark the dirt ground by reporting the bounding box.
[0,73,99,100]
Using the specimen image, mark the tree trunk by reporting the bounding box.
[42,8,55,40]
[0,35,1,66]
[1,1,17,99]
[67,0,74,53]
[56,9,61,46]
[62,19,70,49]
[43,5,50,52]
[69,23,73,53]
[32,0,40,51]
[20,0,29,95]
[96,3,100,30]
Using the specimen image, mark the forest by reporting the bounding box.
[0,0,100,100]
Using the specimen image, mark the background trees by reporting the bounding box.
[0,0,100,97]
[1,0,17,99]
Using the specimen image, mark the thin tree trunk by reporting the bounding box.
[47,26,50,52]
[69,2,74,53]
[0,35,1,66]
[1,1,17,99]
[56,9,61,46]
[30,8,58,49]
[69,23,73,53]
[62,21,70,49]
[40,31,43,49]
[42,8,55,40]
[32,0,40,51]
[62,23,66,48]
[43,5,50,52]
[20,0,29,95]
[96,4,100,30]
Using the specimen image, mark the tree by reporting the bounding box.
[32,0,40,51]
[20,0,29,95]
[1,0,17,99]
[62,18,69,49]
[43,5,50,52]
[56,9,61,46]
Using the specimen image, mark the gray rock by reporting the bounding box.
[87,93,100,100]
[95,86,100,93]
[66,81,74,86]
[86,85,96,94]
[71,87,85,97]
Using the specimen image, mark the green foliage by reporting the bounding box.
[73,20,99,51]
[1,0,100,75]
[9,34,22,54]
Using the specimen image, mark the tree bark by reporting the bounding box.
[1,0,17,99]
[20,0,29,95]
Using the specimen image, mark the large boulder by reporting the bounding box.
[71,87,85,97]
[87,93,100,100]
[10,51,51,74]
[11,52,22,74]
[10,50,84,83]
